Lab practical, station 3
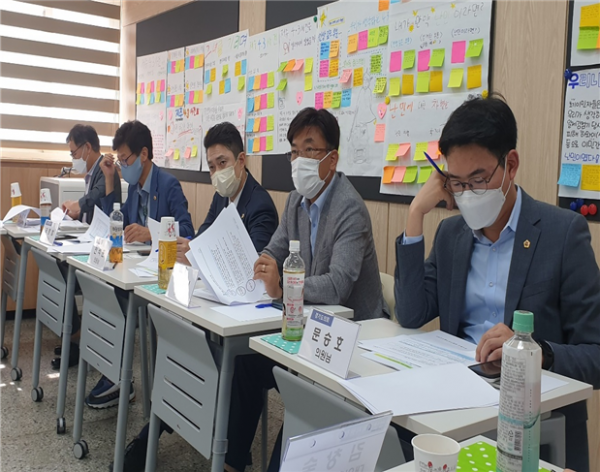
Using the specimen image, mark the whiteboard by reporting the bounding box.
[570,0,600,67]
[558,68,600,199]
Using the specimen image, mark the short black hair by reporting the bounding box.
[112,120,154,160]
[204,122,244,157]
[66,124,100,153]
[439,93,517,164]
[287,108,340,151]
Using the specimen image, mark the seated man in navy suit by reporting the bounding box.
[84,120,194,412]
[112,122,279,472]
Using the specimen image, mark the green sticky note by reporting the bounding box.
[237,76,245,91]
[371,54,382,74]
[206,83,213,95]
[403,50,416,69]
[368,28,379,48]
[276,79,287,91]
[378,25,389,45]
[267,115,275,131]
[448,68,464,88]
[403,166,418,183]
[386,144,400,161]
[267,92,275,109]
[577,26,600,49]
[417,72,430,93]
[222,64,229,76]
[278,62,288,72]
[373,77,387,94]
[305,57,314,74]
[417,166,433,183]
[389,77,401,96]
[465,39,484,58]
[332,91,342,108]
[430,48,445,67]
[458,441,552,472]
[414,142,428,160]
[267,72,275,88]
[266,135,274,151]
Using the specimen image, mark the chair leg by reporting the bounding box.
[261,389,269,472]
[145,413,161,472]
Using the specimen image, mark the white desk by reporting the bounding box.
[250,319,592,442]
[384,435,563,472]
[134,283,354,472]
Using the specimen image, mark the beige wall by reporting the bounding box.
[117,0,598,467]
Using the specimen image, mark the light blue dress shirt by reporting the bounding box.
[301,173,337,256]
[403,187,523,345]
[137,167,152,227]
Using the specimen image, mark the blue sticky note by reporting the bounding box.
[320,41,331,60]
[225,78,231,93]
[241,59,247,75]
[205,69,211,83]
[341,89,352,107]
[247,118,254,132]
[149,93,155,105]
[186,57,191,70]
[247,97,254,113]
[558,163,582,187]
[248,75,255,91]
[248,138,254,151]
[159,93,165,103]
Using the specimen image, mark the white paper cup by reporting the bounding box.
[412,434,460,472]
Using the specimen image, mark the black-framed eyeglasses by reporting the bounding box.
[285,148,330,162]
[69,143,84,158]
[444,155,506,197]
[117,152,136,168]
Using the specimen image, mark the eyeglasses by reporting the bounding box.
[117,152,136,168]
[69,144,84,158]
[444,156,506,197]
[285,148,330,162]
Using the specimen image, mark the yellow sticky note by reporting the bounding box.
[368,28,379,48]
[373,77,387,94]
[580,3,600,28]
[332,91,342,108]
[402,74,414,95]
[267,115,275,131]
[353,67,364,87]
[578,27,600,49]
[222,64,229,77]
[386,144,400,161]
[267,93,275,109]
[330,40,340,58]
[329,59,339,77]
[174,149,180,160]
[254,76,261,91]
[467,65,482,89]
[235,61,242,76]
[389,78,401,96]
[210,68,216,82]
[206,83,213,95]
[448,68,464,88]
[191,145,198,157]
[430,71,443,92]
[348,34,358,53]
[238,76,245,91]
[403,166,418,183]
[382,166,395,184]
[268,72,275,88]
[414,142,428,161]
[252,139,260,153]
[219,80,225,95]
[136,94,142,105]
[196,54,204,68]
[253,118,261,133]
[266,136,274,151]
[305,74,313,91]
[254,95,261,112]
[305,58,314,74]
[323,91,333,109]
[417,72,430,93]
[417,167,433,184]
[582,165,600,190]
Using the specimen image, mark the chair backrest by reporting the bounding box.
[380,272,396,322]
[1,235,20,300]
[273,366,405,471]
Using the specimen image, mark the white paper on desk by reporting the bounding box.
[79,206,110,242]
[46,242,94,254]
[339,363,499,416]
[213,305,282,322]
[50,207,66,223]
[129,268,156,278]
[61,220,87,230]
[2,205,40,223]
[188,205,265,305]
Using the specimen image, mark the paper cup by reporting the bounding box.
[159,216,177,241]
[11,182,21,197]
[412,434,460,472]
[40,188,52,205]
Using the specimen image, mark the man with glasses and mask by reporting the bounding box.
[395,95,600,471]
[62,124,121,223]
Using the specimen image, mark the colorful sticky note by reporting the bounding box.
[368,28,379,48]
[390,51,402,72]
[581,165,600,190]
[254,95,261,112]
[247,97,254,113]
[149,81,155,93]
[266,136,274,151]
[252,138,260,153]
[235,61,242,76]
[205,69,211,83]
[206,83,213,95]
[371,54,382,74]
[253,75,261,90]
[259,136,267,152]
[210,68,216,82]
[417,72,430,93]
[188,91,194,104]
[417,167,433,184]
[169,95,175,107]
[160,80,165,92]
[267,93,275,109]
[430,71,443,92]
[323,91,333,109]
[241,59,247,75]
[448,68,464,88]
[186,56,192,70]
[184,147,191,159]
[238,76,246,91]
[165,149,174,158]
[195,90,203,104]
[267,72,275,87]
[174,149,180,160]
[253,117,261,132]
[348,34,358,53]
[284,59,296,72]
[427,141,440,159]
[358,31,369,50]
[136,83,142,94]
[467,65,482,89]
[403,166,418,183]
[159,92,165,103]
[414,142,428,161]
[386,144,400,160]
[278,62,288,72]
[397,143,411,157]
[196,54,204,68]
[258,73,267,89]
[558,163,582,187]
[247,118,254,132]
[247,75,255,91]
[219,80,225,95]
[259,116,267,133]
[315,92,324,110]
[267,115,275,131]
[451,41,467,63]
[402,74,414,95]
[136,94,142,105]
[248,139,254,152]
[374,77,387,94]
[465,39,484,58]
[382,166,395,184]
[577,27,600,49]
[224,78,231,93]
[330,40,340,58]
[430,48,445,67]
[305,75,313,91]
[276,79,288,91]
[319,60,330,78]
[375,124,386,142]
[379,0,389,11]
[353,67,364,87]
[293,59,304,72]
[332,91,342,108]
[305,58,314,74]
[389,77,401,96]
[170,61,176,74]
[340,69,353,84]
[329,59,339,77]
[418,49,431,72]
[403,50,415,69]
[378,26,389,45]
[580,3,600,28]
[222,64,229,77]
[296,92,304,105]
[259,93,267,110]
[392,166,406,183]
[191,145,198,158]
[341,89,352,107]
[320,42,331,60]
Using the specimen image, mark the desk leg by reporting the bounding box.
[56,265,76,432]
[149,316,156,388]
[138,305,150,420]
[113,294,138,472]
[1,291,8,358]
[10,241,30,380]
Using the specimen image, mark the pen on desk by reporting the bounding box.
[255,303,274,309]
[424,151,446,178]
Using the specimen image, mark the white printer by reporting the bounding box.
[40,177,129,208]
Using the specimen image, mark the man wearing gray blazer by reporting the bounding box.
[224,108,386,472]
[395,96,600,471]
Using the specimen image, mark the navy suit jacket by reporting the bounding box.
[79,155,121,223]
[197,171,278,252]
[101,164,194,238]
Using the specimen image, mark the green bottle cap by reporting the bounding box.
[512,310,534,333]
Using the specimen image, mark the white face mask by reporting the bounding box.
[453,164,511,230]
[211,163,241,198]
[71,147,88,174]
[291,152,332,199]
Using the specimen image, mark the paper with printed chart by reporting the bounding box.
[77,206,110,242]
[188,204,265,305]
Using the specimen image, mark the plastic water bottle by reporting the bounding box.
[158,216,177,289]
[496,310,542,472]
[109,203,123,264]
[282,240,305,341]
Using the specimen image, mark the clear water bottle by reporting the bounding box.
[282,240,305,341]
[109,203,123,264]
[158,217,177,289]
[496,310,542,472]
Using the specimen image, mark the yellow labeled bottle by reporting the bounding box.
[158,216,177,289]
[10,183,22,222]
[109,203,123,264]
[282,240,305,341]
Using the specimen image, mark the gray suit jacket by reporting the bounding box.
[79,155,121,222]
[263,172,385,321]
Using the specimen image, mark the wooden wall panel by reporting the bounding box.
[365,200,389,274]
[121,0,194,26]
[180,181,198,229]
[195,183,214,228]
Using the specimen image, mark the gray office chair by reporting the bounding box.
[1,234,21,360]
[273,366,406,472]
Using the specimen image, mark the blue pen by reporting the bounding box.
[424,151,446,178]
[255,303,274,309]
[54,239,80,246]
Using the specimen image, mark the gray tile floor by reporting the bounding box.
[1,317,284,471]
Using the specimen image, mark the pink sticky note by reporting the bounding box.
[428,141,440,159]
[358,31,369,50]
[140,83,145,94]
[260,73,268,89]
[390,51,402,72]
[188,91,194,103]
[165,149,174,158]
[168,110,173,120]
[160,80,166,92]
[451,41,466,63]
[260,136,267,152]
[319,60,330,78]
[149,81,155,93]
[397,143,411,157]
[260,94,268,110]
[296,92,303,105]
[170,61,176,73]
[392,167,406,183]
[184,147,191,159]
[260,117,267,133]
[315,92,324,110]
[377,103,387,119]
[340,69,353,84]
[418,50,431,72]
[374,123,386,142]
[169,95,175,107]
[293,59,305,71]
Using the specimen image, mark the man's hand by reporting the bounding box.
[62,200,81,220]
[405,171,455,237]
[100,153,116,195]
[476,323,514,362]
[176,237,191,265]
[254,253,282,299]
[124,224,151,244]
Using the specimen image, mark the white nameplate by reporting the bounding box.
[166,262,199,307]
[40,220,59,245]
[88,236,112,270]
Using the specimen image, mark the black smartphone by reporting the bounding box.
[469,360,502,379]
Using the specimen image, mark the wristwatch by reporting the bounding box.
[537,339,555,370]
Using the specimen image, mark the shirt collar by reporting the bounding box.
[301,173,337,216]
[86,154,101,178]
[473,185,522,243]
[138,164,153,195]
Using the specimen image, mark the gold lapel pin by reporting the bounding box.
[523,240,530,249]
[241,213,245,219]
[153,196,157,200]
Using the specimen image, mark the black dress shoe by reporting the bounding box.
[54,342,79,356]
[51,343,80,370]
[109,436,148,472]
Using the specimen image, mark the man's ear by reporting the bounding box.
[140,146,149,163]
[329,150,339,170]
[237,152,247,167]
[506,149,519,181]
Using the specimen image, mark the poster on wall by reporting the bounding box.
[570,0,600,67]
